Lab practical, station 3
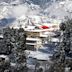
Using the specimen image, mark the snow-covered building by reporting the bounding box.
[26,37,42,50]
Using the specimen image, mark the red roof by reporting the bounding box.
[41,26,49,29]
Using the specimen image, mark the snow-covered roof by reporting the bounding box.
[26,43,37,45]
[25,50,52,60]
[50,38,60,42]
[26,38,41,41]
[0,34,3,38]
[25,28,56,32]
[40,34,48,38]
[25,26,36,30]
[0,55,9,61]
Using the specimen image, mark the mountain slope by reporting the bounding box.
[0,0,72,27]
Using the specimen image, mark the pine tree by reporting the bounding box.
[48,18,72,72]
[0,27,27,72]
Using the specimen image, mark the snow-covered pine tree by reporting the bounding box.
[2,27,27,72]
[48,18,72,72]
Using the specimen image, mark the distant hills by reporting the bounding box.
[0,18,15,27]
[0,0,51,7]
[0,0,72,27]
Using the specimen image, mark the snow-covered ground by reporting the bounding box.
[25,50,53,61]
[25,42,56,60]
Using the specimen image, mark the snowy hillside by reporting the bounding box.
[0,1,42,27]
[44,0,72,19]
[0,0,72,27]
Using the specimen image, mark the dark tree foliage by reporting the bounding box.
[0,27,27,72]
[37,68,43,72]
[48,18,72,72]
[0,27,13,55]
